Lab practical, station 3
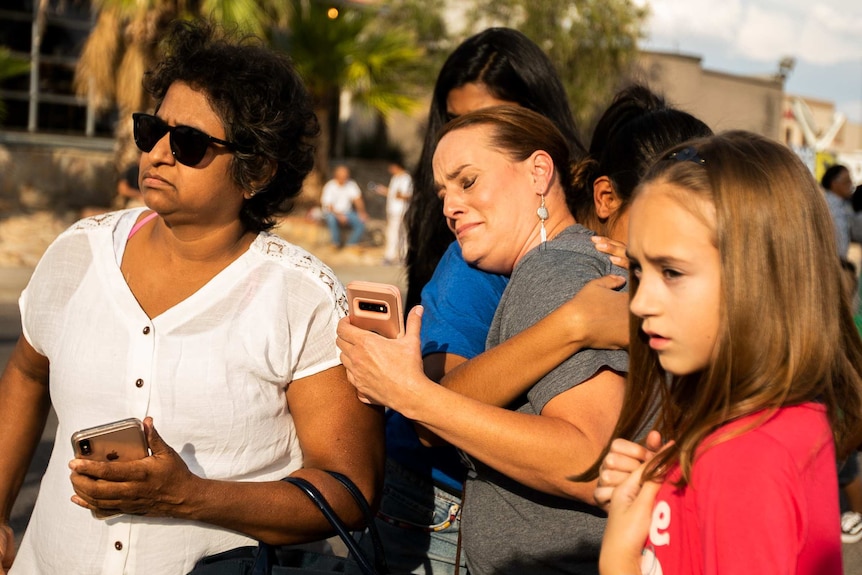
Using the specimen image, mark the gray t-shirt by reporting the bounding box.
[462,224,629,575]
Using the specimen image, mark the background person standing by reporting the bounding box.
[372,159,413,265]
[822,164,855,259]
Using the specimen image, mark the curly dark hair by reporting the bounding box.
[142,19,319,232]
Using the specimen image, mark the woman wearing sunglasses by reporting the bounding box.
[0,19,383,575]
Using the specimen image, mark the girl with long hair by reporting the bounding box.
[599,131,862,575]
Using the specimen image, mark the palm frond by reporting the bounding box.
[200,0,268,37]
[115,42,150,114]
[0,47,30,80]
[73,9,122,109]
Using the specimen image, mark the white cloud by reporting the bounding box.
[733,5,798,62]
[796,3,862,64]
[637,0,862,66]
[636,0,742,46]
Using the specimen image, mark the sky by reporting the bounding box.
[632,0,862,124]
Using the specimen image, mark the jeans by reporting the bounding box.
[324,210,364,246]
[359,459,465,575]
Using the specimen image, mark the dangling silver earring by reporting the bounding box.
[537,194,549,243]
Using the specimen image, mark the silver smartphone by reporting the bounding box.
[71,417,149,519]
[346,281,405,339]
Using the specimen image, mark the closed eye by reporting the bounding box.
[662,268,682,280]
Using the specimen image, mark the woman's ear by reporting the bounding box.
[593,176,622,219]
[529,150,555,195]
[245,159,278,199]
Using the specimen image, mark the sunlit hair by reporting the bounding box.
[143,19,319,232]
[403,27,586,312]
[600,131,862,486]
[435,105,579,207]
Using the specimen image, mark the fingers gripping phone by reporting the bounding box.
[71,417,150,519]
[346,281,405,339]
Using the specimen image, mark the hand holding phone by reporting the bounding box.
[71,417,150,519]
[346,281,405,339]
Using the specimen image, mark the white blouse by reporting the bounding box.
[12,208,347,574]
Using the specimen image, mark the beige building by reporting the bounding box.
[631,50,786,140]
[631,50,862,182]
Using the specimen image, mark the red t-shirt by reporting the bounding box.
[642,403,841,575]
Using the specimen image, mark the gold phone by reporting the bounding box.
[71,417,149,519]
[346,281,405,339]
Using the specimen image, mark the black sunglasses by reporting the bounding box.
[132,112,240,167]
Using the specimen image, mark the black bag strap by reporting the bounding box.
[281,472,384,575]
[325,470,388,574]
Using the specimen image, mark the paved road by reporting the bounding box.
[3,266,862,572]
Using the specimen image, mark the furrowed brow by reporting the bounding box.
[434,163,471,194]
[445,164,470,181]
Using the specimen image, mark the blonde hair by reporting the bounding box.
[613,131,862,485]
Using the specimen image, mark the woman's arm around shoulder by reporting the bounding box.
[440,274,628,406]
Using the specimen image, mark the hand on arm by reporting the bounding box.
[437,237,629,407]
[338,309,625,501]
[591,236,630,270]
[69,366,385,545]
[439,274,628,407]
[0,336,51,573]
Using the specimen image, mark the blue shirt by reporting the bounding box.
[385,241,508,491]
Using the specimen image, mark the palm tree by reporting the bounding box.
[0,47,31,124]
[75,0,426,181]
[275,0,425,176]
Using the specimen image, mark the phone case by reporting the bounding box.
[346,281,405,339]
[71,417,149,519]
